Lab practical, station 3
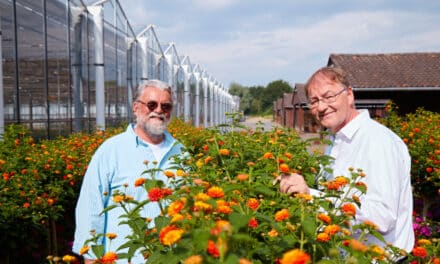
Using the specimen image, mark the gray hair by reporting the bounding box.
[134,79,173,101]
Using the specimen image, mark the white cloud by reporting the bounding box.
[190,0,237,10]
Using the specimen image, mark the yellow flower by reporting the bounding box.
[62,255,77,263]
[79,245,90,255]
[176,169,186,177]
[112,195,124,203]
[194,192,210,201]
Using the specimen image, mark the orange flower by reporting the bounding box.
[134,178,145,187]
[280,249,311,264]
[23,202,31,208]
[279,163,290,173]
[317,213,331,224]
[219,148,230,156]
[334,176,349,187]
[239,258,252,264]
[363,220,378,230]
[268,229,278,237]
[263,152,274,159]
[274,209,290,222]
[168,199,185,216]
[237,173,249,181]
[341,203,356,216]
[101,251,118,263]
[159,225,184,246]
[247,198,260,211]
[343,239,367,252]
[79,245,90,255]
[412,246,428,258]
[207,186,224,198]
[184,255,203,264]
[204,156,214,164]
[106,233,117,240]
[324,224,340,235]
[164,170,175,178]
[316,232,330,243]
[216,205,232,214]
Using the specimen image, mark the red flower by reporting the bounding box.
[207,240,220,258]
[248,218,258,228]
[412,246,428,258]
[148,187,164,201]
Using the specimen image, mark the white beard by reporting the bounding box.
[137,112,169,138]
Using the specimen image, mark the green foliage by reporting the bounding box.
[230,80,293,115]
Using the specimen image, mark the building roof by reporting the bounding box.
[328,53,440,88]
[293,83,307,105]
[282,93,293,108]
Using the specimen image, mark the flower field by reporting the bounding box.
[1,108,439,264]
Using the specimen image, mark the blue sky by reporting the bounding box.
[121,0,440,88]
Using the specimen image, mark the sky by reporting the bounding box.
[120,0,440,89]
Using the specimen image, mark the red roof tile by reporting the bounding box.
[328,53,440,88]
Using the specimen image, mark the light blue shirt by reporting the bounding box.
[72,124,185,263]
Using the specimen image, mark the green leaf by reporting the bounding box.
[301,215,316,237]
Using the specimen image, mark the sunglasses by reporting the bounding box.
[136,100,173,113]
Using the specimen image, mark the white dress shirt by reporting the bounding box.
[323,110,414,252]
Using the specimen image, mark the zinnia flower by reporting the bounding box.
[184,255,203,264]
[159,225,184,246]
[101,251,118,263]
[324,224,340,236]
[274,209,290,222]
[247,198,260,210]
[219,148,230,156]
[341,203,356,216]
[279,163,290,173]
[207,186,224,198]
[412,246,428,258]
[207,240,220,258]
[168,199,185,216]
[280,249,311,264]
[316,232,330,242]
[134,178,145,187]
[148,187,164,201]
[317,213,331,224]
[248,218,258,228]
[163,170,175,178]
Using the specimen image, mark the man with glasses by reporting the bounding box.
[72,80,186,263]
[278,67,414,260]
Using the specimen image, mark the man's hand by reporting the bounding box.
[277,173,310,194]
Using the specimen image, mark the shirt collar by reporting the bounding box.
[335,109,369,141]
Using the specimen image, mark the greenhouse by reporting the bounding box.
[0,0,237,138]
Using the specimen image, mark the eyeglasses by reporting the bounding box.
[136,100,173,113]
[307,88,347,109]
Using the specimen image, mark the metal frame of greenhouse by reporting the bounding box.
[0,0,237,138]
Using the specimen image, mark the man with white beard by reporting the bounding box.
[72,80,186,263]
